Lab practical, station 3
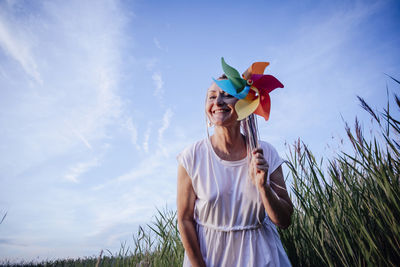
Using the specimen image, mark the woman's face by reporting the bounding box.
[206,83,239,127]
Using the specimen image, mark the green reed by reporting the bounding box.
[279,77,400,266]
[1,208,184,267]
[95,208,184,267]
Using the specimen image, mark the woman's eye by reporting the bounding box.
[208,95,216,100]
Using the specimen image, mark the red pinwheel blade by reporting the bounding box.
[252,75,284,94]
[254,93,271,121]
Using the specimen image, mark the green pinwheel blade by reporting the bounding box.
[221,57,247,92]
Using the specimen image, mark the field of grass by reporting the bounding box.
[2,79,399,266]
[279,84,400,266]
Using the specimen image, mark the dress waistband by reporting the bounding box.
[195,219,262,232]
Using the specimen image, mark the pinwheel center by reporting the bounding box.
[252,88,259,97]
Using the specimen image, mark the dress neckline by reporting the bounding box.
[206,137,248,166]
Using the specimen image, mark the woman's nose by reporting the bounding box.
[216,93,224,105]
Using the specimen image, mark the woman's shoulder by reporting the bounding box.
[259,140,285,172]
[177,138,208,177]
[259,140,277,152]
[180,138,208,154]
[177,138,208,163]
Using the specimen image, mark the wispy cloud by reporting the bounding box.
[152,72,164,100]
[90,154,162,191]
[87,140,184,239]
[158,108,173,155]
[143,122,152,153]
[153,37,167,52]
[0,0,127,176]
[158,108,173,142]
[258,2,385,159]
[0,0,132,258]
[123,117,140,149]
[70,126,93,150]
[64,157,100,183]
[153,37,162,50]
[0,15,42,83]
[0,238,27,247]
[145,57,158,71]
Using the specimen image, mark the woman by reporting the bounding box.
[177,76,293,266]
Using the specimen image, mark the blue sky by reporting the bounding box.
[0,0,399,261]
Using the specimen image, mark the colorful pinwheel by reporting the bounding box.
[213,57,284,121]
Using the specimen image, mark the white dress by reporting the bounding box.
[177,138,292,267]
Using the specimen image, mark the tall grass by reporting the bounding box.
[279,79,400,266]
[0,212,6,224]
[1,209,184,267]
[91,208,184,266]
[128,208,184,266]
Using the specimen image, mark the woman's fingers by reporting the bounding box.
[251,148,269,174]
[252,148,264,155]
[256,164,269,172]
[255,157,267,164]
[251,157,268,171]
[252,160,268,172]
[252,149,265,161]
[252,155,268,166]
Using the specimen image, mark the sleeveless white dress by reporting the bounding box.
[177,138,291,267]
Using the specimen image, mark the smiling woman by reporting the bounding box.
[176,60,293,267]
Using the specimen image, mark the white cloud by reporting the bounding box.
[264,3,381,140]
[123,117,140,149]
[0,0,133,259]
[145,57,158,71]
[153,37,162,50]
[70,126,93,150]
[153,37,167,51]
[0,16,42,83]
[86,142,184,239]
[158,108,173,155]
[253,2,388,163]
[143,123,152,153]
[152,72,164,99]
[0,0,127,176]
[64,157,100,183]
[158,109,173,141]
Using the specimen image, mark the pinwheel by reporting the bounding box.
[213,57,284,121]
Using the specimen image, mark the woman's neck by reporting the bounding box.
[210,125,247,161]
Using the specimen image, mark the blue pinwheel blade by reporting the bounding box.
[213,78,249,100]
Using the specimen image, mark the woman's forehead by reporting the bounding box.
[208,82,223,93]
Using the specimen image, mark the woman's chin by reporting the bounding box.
[212,120,239,128]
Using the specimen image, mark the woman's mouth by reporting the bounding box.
[213,108,230,114]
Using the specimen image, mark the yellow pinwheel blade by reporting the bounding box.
[235,90,260,120]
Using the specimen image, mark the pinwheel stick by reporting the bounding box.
[244,114,259,154]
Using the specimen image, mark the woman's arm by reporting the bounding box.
[250,149,294,229]
[177,164,206,267]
